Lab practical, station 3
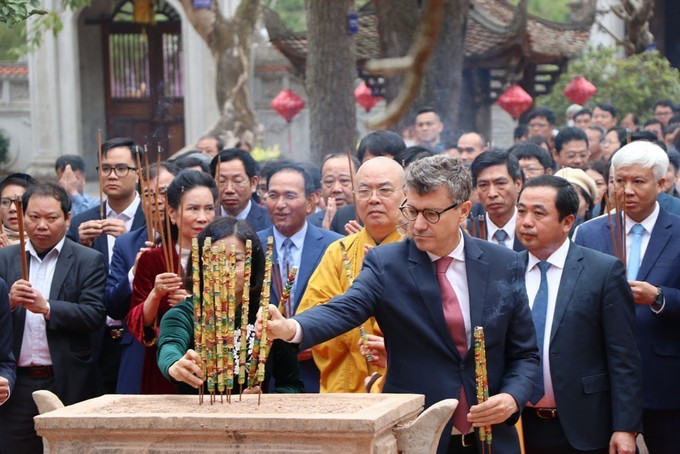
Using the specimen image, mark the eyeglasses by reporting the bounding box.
[0,197,17,208]
[354,187,398,200]
[97,164,137,177]
[528,122,549,128]
[399,201,459,224]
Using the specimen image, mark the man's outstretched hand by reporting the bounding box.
[255,304,297,342]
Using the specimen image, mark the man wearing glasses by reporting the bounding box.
[67,137,146,394]
[552,127,591,170]
[527,107,557,147]
[259,155,539,454]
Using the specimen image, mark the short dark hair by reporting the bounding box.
[166,169,218,210]
[299,162,322,192]
[415,106,440,118]
[266,162,316,197]
[394,146,434,168]
[199,134,225,151]
[587,125,606,141]
[210,148,258,179]
[22,182,71,217]
[173,155,211,174]
[55,155,86,173]
[653,99,675,111]
[643,118,665,135]
[321,153,359,173]
[514,124,528,140]
[508,142,553,171]
[0,173,37,196]
[667,149,680,171]
[573,108,592,121]
[594,103,617,119]
[519,175,579,220]
[100,137,142,162]
[143,161,181,180]
[554,127,589,154]
[526,136,550,149]
[607,126,629,147]
[528,106,556,125]
[630,131,667,152]
[356,131,406,162]
[470,150,524,186]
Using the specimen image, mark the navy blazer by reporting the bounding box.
[294,235,539,454]
[245,202,272,232]
[520,243,642,450]
[306,209,325,228]
[106,226,148,393]
[67,202,146,268]
[329,204,361,236]
[257,223,341,314]
[0,279,16,398]
[467,204,525,252]
[658,192,680,216]
[0,240,107,405]
[574,208,680,409]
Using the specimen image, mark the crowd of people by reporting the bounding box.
[0,98,679,454]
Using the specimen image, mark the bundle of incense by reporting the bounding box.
[238,240,252,394]
[213,245,225,397]
[163,192,175,274]
[226,245,237,399]
[15,198,28,281]
[135,151,155,243]
[278,266,298,318]
[191,238,203,404]
[256,236,274,400]
[201,238,216,402]
[605,193,627,267]
[97,129,104,220]
[176,187,184,275]
[474,327,492,447]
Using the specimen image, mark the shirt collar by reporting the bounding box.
[625,201,659,235]
[106,193,140,219]
[527,237,570,272]
[26,235,66,261]
[486,207,517,238]
[427,228,466,263]
[273,221,308,251]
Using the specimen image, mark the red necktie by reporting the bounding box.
[436,256,471,433]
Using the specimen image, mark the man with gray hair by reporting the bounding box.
[258,155,539,454]
[574,141,680,453]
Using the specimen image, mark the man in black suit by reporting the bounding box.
[0,279,15,407]
[469,150,525,251]
[66,137,145,394]
[516,175,641,454]
[259,155,539,454]
[0,183,106,453]
[210,148,271,232]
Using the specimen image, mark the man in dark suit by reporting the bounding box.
[0,183,106,453]
[258,162,341,392]
[211,148,271,232]
[307,153,358,230]
[517,175,641,453]
[259,155,539,454]
[468,150,525,251]
[0,279,15,407]
[66,137,145,394]
[105,161,178,393]
[574,141,680,454]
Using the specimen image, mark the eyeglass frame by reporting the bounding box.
[97,164,138,177]
[399,200,460,224]
[353,187,398,200]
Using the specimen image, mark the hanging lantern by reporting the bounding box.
[497,85,533,119]
[271,89,305,123]
[355,82,382,112]
[133,0,156,25]
[563,76,597,106]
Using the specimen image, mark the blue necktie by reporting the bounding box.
[627,224,645,281]
[281,238,294,282]
[529,261,551,405]
[493,229,508,247]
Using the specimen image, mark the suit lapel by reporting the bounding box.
[292,225,324,311]
[550,244,582,343]
[130,203,146,231]
[637,210,672,281]
[50,240,75,299]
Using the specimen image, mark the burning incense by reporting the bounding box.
[97,129,104,220]
[474,326,492,448]
[15,198,28,281]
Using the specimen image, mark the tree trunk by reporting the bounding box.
[305,0,357,165]
[177,0,260,146]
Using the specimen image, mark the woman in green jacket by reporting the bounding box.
[156,216,303,394]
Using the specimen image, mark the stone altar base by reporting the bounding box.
[34,393,438,453]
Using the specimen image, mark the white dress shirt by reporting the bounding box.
[525,238,570,408]
[486,208,517,249]
[17,236,67,367]
[221,199,252,220]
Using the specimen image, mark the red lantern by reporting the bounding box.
[271,89,305,123]
[563,77,596,106]
[355,82,382,112]
[497,85,533,119]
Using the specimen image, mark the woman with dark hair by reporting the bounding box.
[584,160,608,217]
[0,173,37,248]
[127,169,218,393]
[602,126,628,161]
[156,217,303,394]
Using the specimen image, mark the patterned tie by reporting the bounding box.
[281,238,294,282]
[529,261,551,405]
[435,256,471,433]
[493,229,508,247]
[627,224,645,281]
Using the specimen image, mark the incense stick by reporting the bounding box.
[346,149,358,223]
[97,129,104,220]
[15,198,28,281]
[177,187,184,275]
